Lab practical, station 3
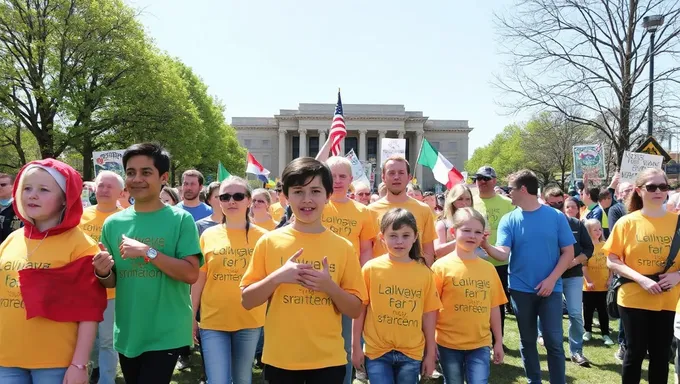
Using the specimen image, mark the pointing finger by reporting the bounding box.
[289,248,304,262]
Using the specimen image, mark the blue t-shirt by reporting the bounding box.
[178,202,213,222]
[496,205,576,293]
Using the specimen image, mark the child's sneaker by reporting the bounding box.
[603,335,615,346]
[583,331,592,341]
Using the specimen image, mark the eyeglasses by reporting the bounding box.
[275,189,282,193]
[643,184,670,192]
[476,176,493,182]
[356,192,371,197]
[219,192,246,202]
[252,199,267,204]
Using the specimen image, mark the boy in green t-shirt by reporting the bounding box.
[93,143,203,384]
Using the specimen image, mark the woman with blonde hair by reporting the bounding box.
[434,184,476,258]
[604,167,680,383]
[250,188,277,231]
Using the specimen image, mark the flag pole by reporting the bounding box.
[415,136,426,167]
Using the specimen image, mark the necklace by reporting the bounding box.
[25,228,49,260]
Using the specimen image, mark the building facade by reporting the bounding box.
[232,103,472,190]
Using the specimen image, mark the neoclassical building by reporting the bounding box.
[232,103,473,190]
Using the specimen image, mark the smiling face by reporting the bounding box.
[452,218,485,253]
[381,224,417,260]
[125,155,167,203]
[286,175,328,225]
[21,168,65,225]
[219,182,251,221]
[251,190,271,216]
[95,173,124,206]
[564,199,579,218]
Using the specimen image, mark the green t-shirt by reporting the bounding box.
[474,194,515,266]
[101,205,203,358]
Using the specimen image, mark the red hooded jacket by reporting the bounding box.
[14,159,107,322]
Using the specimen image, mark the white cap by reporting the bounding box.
[24,164,66,193]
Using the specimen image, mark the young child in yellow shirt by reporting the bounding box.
[431,207,507,384]
[352,208,442,384]
[582,219,614,345]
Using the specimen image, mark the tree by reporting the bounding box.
[495,0,680,167]
[465,124,527,183]
[0,0,148,160]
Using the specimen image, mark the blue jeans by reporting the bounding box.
[200,327,261,384]
[618,319,626,347]
[341,314,352,384]
[537,277,584,355]
[365,350,421,384]
[0,367,67,384]
[90,298,117,384]
[437,345,490,384]
[510,290,566,384]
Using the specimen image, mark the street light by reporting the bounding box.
[643,15,665,137]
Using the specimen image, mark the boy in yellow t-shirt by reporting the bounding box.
[241,157,368,384]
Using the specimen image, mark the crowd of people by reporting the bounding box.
[0,138,680,384]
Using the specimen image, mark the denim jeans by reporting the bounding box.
[200,327,261,384]
[90,298,117,384]
[510,290,566,384]
[437,345,490,384]
[537,277,584,355]
[341,314,352,384]
[0,367,67,384]
[618,319,626,347]
[365,350,421,384]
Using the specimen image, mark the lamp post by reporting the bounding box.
[643,15,665,137]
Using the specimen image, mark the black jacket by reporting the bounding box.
[0,203,22,244]
[562,216,594,278]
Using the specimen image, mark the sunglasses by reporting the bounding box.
[219,192,247,202]
[252,199,267,204]
[356,192,371,197]
[476,176,493,182]
[643,184,670,192]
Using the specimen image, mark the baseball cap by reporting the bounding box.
[475,166,497,179]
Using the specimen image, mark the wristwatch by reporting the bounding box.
[144,247,158,263]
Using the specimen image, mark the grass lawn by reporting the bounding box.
[115,316,673,383]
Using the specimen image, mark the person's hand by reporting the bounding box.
[272,249,313,285]
[535,277,557,297]
[299,257,335,293]
[119,235,149,259]
[193,320,200,345]
[493,342,505,365]
[62,365,88,384]
[351,345,365,371]
[609,172,621,190]
[93,243,114,277]
[480,231,491,250]
[637,276,663,294]
[586,281,595,291]
[421,350,436,377]
[658,272,680,291]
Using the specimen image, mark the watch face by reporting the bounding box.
[147,248,158,259]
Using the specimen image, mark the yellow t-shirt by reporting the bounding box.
[432,255,508,350]
[368,198,437,257]
[0,227,99,368]
[79,205,121,300]
[361,256,441,360]
[602,210,680,311]
[269,203,285,223]
[240,226,368,370]
[583,242,609,292]
[200,225,268,331]
[254,219,277,232]
[322,199,377,257]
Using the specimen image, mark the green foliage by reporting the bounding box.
[466,124,526,183]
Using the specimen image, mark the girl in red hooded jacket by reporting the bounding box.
[0,159,106,384]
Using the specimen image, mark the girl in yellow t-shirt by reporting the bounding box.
[602,167,680,383]
[582,219,614,346]
[352,208,442,383]
[250,188,278,231]
[192,176,268,384]
[431,207,507,384]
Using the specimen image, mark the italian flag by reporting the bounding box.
[417,138,465,188]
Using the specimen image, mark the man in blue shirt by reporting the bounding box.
[177,169,212,221]
[490,170,575,384]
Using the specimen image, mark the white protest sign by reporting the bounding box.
[380,138,406,167]
[92,150,126,179]
[620,151,663,182]
[345,149,371,186]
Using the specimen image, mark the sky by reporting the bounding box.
[126,0,527,158]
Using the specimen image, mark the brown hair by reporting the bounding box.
[281,157,333,197]
[0,173,15,183]
[381,156,411,176]
[564,196,581,219]
[161,186,180,205]
[182,169,205,185]
[627,168,669,213]
[380,208,424,264]
[508,169,539,196]
[543,186,564,199]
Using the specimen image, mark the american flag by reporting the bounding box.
[329,90,346,155]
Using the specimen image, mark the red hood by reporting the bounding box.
[13,159,84,239]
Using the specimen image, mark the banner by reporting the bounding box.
[572,144,606,181]
[93,150,126,179]
[361,161,375,187]
[345,149,371,186]
[620,151,663,182]
[380,138,406,167]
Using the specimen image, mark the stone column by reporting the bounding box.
[377,130,387,185]
[359,129,367,161]
[319,129,326,146]
[397,129,405,139]
[299,128,307,157]
[278,129,287,175]
[416,130,424,183]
